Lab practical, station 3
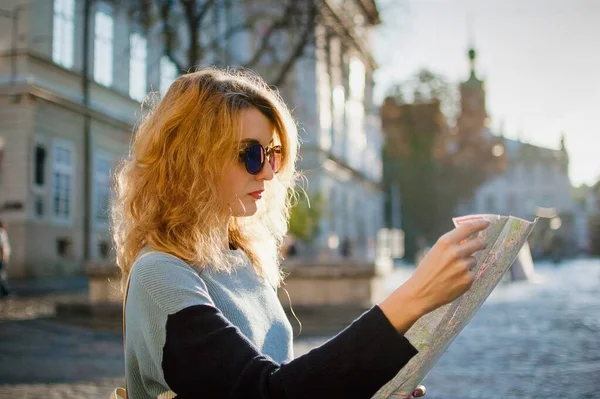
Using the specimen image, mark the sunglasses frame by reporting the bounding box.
[239,143,282,175]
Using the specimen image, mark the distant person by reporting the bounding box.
[282,234,299,258]
[110,68,489,398]
[0,220,12,297]
[341,236,353,258]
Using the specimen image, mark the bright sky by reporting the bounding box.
[373,0,600,187]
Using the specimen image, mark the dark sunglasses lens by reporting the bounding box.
[245,145,264,175]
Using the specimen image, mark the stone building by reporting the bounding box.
[0,0,386,277]
[305,2,385,262]
[0,0,181,277]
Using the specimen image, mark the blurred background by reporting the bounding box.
[0,0,598,398]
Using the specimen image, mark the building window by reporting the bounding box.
[94,153,112,221]
[94,4,114,87]
[129,32,147,102]
[160,56,178,96]
[52,141,74,221]
[57,237,73,258]
[332,85,345,157]
[52,0,75,68]
[347,56,366,167]
[34,145,46,186]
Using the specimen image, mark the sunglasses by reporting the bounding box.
[239,143,282,175]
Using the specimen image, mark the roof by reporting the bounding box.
[500,137,567,164]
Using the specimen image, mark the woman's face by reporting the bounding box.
[220,107,277,217]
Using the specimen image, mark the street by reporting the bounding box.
[1,258,599,398]
[415,258,600,399]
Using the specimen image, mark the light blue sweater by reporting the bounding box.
[124,249,294,398]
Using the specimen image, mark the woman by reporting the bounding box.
[111,68,488,398]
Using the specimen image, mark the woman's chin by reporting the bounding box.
[232,201,258,217]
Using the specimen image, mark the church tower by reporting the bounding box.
[457,47,488,136]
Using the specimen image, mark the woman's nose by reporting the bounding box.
[256,160,275,181]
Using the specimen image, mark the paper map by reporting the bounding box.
[373,214,538,399]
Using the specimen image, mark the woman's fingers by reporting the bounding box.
[381,220,489,333]
[444,219,490,244]
[457,237,486,258]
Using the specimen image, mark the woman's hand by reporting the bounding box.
[379,219,489,333]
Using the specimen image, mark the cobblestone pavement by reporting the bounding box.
[0,292,124,398]
[1,259,599,398]
[418,258,600,399]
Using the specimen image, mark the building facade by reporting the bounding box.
[0,0,386,276]
[298,1,384,261]
[0,0,181,277]
[458,138,574,219]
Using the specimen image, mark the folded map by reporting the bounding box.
[373,214,538,399]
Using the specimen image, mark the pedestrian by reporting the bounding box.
[110,68,488,398]
[0,220,12,297]
[341,236,353,258]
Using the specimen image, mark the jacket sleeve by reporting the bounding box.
[162,304,417,399]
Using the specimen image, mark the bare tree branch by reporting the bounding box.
[270,0,318,86]
[159,0,185,72]
[203,20,253,53]
[179,0,201,67]
[195,0,218,26]
[244,0,305,68]
[127,0,319,86]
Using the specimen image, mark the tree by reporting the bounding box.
[385,69,460,124]
[382,97,445,258]
[382,69,505,258]
[127,0,318,86]
[288,191,324,242]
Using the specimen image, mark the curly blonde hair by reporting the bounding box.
[111,68,299,288]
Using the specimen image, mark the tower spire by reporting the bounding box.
[468,47,477,78]
[466,2,478,79]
